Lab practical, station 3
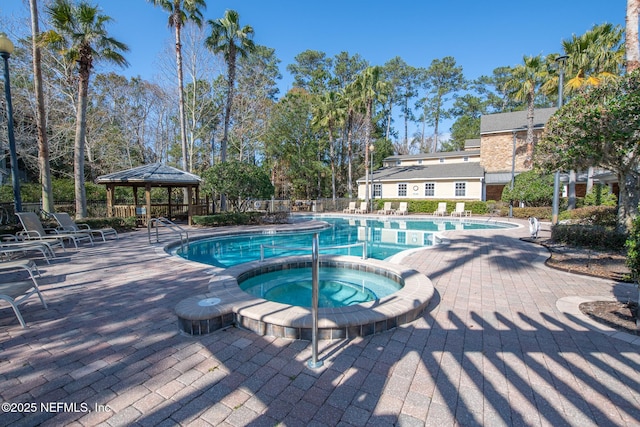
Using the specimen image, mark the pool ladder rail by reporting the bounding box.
[148,217,189,251]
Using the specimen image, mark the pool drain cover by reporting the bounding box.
[198,297,221,307]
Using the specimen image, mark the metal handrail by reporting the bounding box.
[259,241,366,261]
[148,217,189,251]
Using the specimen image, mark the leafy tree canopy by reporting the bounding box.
[501,170,554,207]
[537,70,640,231]
[201,160,274,212]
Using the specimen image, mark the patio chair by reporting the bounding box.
[343,201,357,213]
[0,235,56,264]
[16,212,93,248]
[395,202,408,215]
[450,202,471,217]
[354,202,368,214]
[377,202,395,215]
[433,202,447,216]
[51,212,118,242]
[0,259,47,328]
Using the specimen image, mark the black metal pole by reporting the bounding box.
[2,53,21,212]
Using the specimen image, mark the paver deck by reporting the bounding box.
[0,218,639,426]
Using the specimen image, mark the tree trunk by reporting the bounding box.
[617,170,640,233]
[627,0,640,72]
[75,71,89,219]
[29,0,54,213]
[525,94,535,167]
[175,23,188,172]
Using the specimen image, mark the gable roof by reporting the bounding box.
[359,162,484,183]
[96,163,201,186]
[384,149,480,163]
[480,107,557,134]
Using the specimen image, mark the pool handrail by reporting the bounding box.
[148,217,189,251]
[259,241,367,261]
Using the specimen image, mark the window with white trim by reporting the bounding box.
[455,182,466,197]
[398,183,407,197]
[424,182,435,197]
[373,184,382,198]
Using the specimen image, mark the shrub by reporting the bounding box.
[625,215,640,281]
[557,206,617,227]
[584,183,618,207]
[552,224,627,251]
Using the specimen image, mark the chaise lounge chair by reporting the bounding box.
[394,202,408,215]
[16,212,93,248]
[354,202,368,214]
[0,259,47,327]
[51,212,118,242]
[433,202,447,216]
[451,202,472,217]
[377,202,395,215]
[343,201,357,213]
[0,235,56,264]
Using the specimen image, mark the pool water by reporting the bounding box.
[239,267,401,308]
[176,216,514,268]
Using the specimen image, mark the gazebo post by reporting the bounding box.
[106,184,114,218]
[167,186,172,221]
[187,185,193,226]
[145,183,152,225]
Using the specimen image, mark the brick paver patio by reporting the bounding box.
[1,218,639,426]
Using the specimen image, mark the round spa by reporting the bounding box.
[175,255,434,340]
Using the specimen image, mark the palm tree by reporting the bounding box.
[312,91,345,201]
[205,10,255,164]
[561,23,624,92]
[29,0,54,213]
[148,0,206,173]
[42,0,128,219]
[353,66,388,209]
[627,0,640,72]
[205,10,255,210]
[503,55,547,167]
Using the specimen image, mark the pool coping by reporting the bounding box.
[175,255,434,340]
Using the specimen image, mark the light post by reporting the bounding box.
[0,33,21,213]
[369,144,375,213]
[552,55,568,225]
[509,130,517,218]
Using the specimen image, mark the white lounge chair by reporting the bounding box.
[395,202,408,215]
[354,202,368,214]
[433,202,447,216]
[51,212,118,242]
[0,259,47,327]
[16,212,93,248]
[377,202,395,215]
[0,235,56,264]
[451,202,471,217]
[343,201,357,213]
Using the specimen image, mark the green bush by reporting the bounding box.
[373,200,490,215]
[584,184,618,207]
[193,212,264,227]
[552,224,627,251]
[625,214,640,281]
[557,206,618,227]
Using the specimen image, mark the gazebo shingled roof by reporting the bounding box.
[96,163,202,226]
[96,163,201,186]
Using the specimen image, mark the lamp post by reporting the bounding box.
[552,55,568,225]
[369,144,375,213]
[0,33,21,213]
[509,130,517,218]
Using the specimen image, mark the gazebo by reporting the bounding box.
[96,163,204,226]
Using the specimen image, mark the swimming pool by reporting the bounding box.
[174,216,516,268]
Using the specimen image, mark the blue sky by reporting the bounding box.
[0,0,629,137]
